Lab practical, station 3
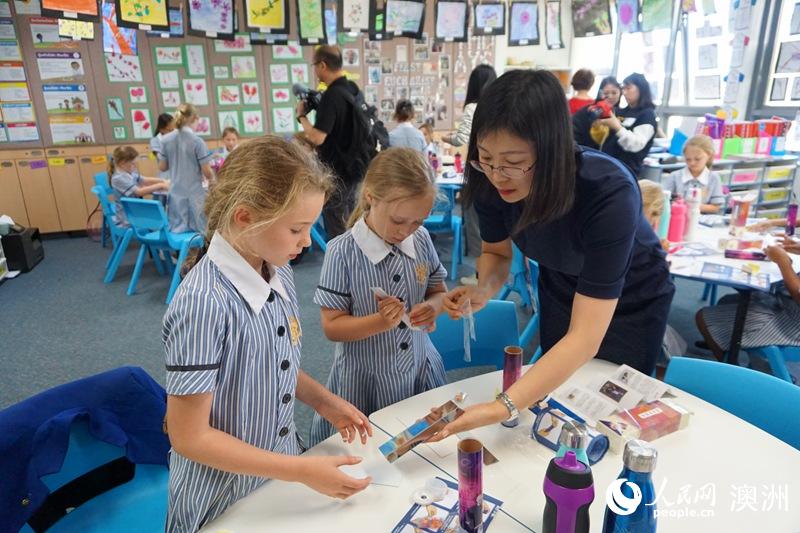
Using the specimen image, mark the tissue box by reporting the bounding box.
[596,400,691,453]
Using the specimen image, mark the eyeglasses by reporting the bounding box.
[469,160,534,179]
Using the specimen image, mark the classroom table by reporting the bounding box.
[370,359,800,532]
[668,223,800,364]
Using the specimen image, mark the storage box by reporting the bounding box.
[756,136,773,155]
[741,137,756,154]
[722,138,743,157]
[711,138,724,159]
[765,164,795,182]
[771,136,787,156]
[2,227,44,272]
[596,400,691,453]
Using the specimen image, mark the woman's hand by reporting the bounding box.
[442,286,491,319]
[295,456,371,499]
[376,295,405,329]
[598,115,622,132]
[316,394,373,444]
[426,401,508,443]
[409,301,437,331]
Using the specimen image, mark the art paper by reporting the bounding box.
[435,0,467,42]
[698,43,717,69]
[146,7,183,36]
[213,33,253,52]
[185,44,205,75]
[290,63,308,84]
[242,109,263,133]
[571,0,611,37]
[616,0,639,32]
[231,55,257,78]
[154,45,182,65]
[102,2,137,55]
[106,96,124,120]
[474,2,504,34]
[343,48,360,66]
[130,107,152,138]
[271,107,294,133]
[42,0,98,19]
[770,77,788,101]
[128,85,147,103]
[213,65,230,78]
[161,90,180,108]
[217,84,240,104]
[116,0,169,29]
[271,87,290,102]
[272,42,303,58]
[298,0,326,43]
[182,78,209,106]
[31,17,77,49]
[188,0,234,38]
[241,82,260,104]
[217,110,239,132]
[245,0,289,32]
[105,52,142,81]
[340,0,369,33]
[57,19,94,39]
[545,0,562,48]
[157,69,179,88]
[112,125,126,139]
[776,42,800,74]
[195,116,211,136]
[269,63,289,83]
[385,0,425,37]
[509,1,538,45]
[640,0,671,32]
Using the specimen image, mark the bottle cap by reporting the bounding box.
[557,420,589,450]
[623,439,658,473]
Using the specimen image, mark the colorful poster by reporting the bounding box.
[185,44,205,75]
[231,55,257,78]
[435,0,467,42]
[146,7,184,37]
[7,122,39,141]
[245,0,289,32]
[340,0,369,33]
[474,2,505,34]
[36,52,83,80]
[102,2,137,55]
[13,0,41,14]
[188,0,234,38]
[0,41,21,61]
[57,19,94,40]
[130,107,152,138]
[42,84,89,113]
[182,78,208,106]
[572,0,611,37]
[385,0,425,37]
[0,19,16,40]
[617,0,639,32]
[49,115,95,144]
[213,33,252,51]
[241,109,263,133]
[1,102,35,122]
[104,52,142,81]
[41,0,98,19]
[271,107,293,133]
[545,1,562,49]
[30,17,77,48]
[0,82,30,101]
[217,110,239,132]
[116,0,169,30]
[297,0,326,44]
[241,82,259,103]
[0,61,26,82]
[641,0,671,32]
[509,1,538,45]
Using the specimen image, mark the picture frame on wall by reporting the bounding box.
[369,0,392,41]
[42,0,99,23]
[296,0,327,45]
[338,0,370,34]
[188,0,235,40]
[770,77,788,101]
[245,0,291,34]
[473,1,505,35]
[114,0,169,31]
[384,0,425,39]
[434,0,468,42]
[508,1,539,46]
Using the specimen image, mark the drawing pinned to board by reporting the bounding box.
[698,43,717,69]
[324,5,337,43]
[58,19,94,39]
[545,1,562,48]
[217,84,240,105]
[106,97,124,120]
[113,125,127,139]
[269,63,289,84]
[188,0,234,39]
[509,1,539,46]
[272,42,303,59]
[342,48,360,66]
[616,0,639,32]
[115,0,169,30]
[271,107,294,133]
[340,0,370,33]
[102,2,137,55]
[435,0,468,42]
[271,87,290,102]
[297,0,326,44]
[213,33,253,52]
[182,78,209,106]
[241,82,259,104]
[213,65,230,79]
[158,70,179,89]
[130,108,152,139]
[771,77,788,101]
[245,0,290,33]
[128,85,147,103]
[218,110,240,132]
[290,63,308,84]
[572,0,611,37]
[105,52,142,82]
[640,0,671,32]
[474,2,505,35]
[30,17,78,49]
[195,116,211,136]
[185,44,206,76]
[161,90,180,108]
[694,75,720,99]
[792,77,800,100]
[231,55,257,79]
[154,45,182,65]
[42,0,98,21]
[368,65,381,84]
[776,42,800,73]
[242,109,264,133]
[385,0,425,38]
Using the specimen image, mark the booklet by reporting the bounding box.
[379,401,464,463]
[701,262,770,290]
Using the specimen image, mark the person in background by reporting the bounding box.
[572,76,622,149]
[638,179,669,250]
[598,73,658,176]
[150,113,175,180]
[660,135,725,213]
[219,127,240,159]
[388,100,426,152]
[109,146,169,226]
[158,103,215,233]
[568,69,595,115]
[419,123,440,160]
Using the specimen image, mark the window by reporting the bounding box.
[764,1,800,107]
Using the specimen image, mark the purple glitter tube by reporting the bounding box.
[787,203,798,237]
[501,346,523,428]
[458,438,484,533]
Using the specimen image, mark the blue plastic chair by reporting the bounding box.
[309,217,328,253]
[701,282,718,305]
[424,190,463,281]
[497,245,544,362]
[93,172,113,249]
[429,299,520,371]
[91,184,136,283]
[120,198,204,304]
[664,356,800,450]
[745,345,800,384]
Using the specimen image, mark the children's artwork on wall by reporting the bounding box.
[640,0,671,32]
[324,5,337,43]
[158,69,179,88]
[58,19,94,39]
[791,2,800,35]
[269,63,289,83]
[272,41,303,58]
[250,31,289,44]
[42,0,98,22]
[231,55,257,78]
[105,52,142,82]
[694,74,720,99]
[368,65,381,84]
[770,77,788,101]
[182,78,209,106]
[195,116,211,136]
[616,0,639,32]
[509,1,538,46]
[545,0,562,48]
[146,7,184,36]
[188,0,234,39]
[339,0,369,33]
[791,77,800,100]
[115,0,169,30]
[368,0,387,40]
[473,2,505,35]
[31,17,78,49]
[14,0,42,15]
[217,84,240,104]
[342,47,360,66]
[185,44,206,75]
[271,107,294,133]
[776,42,800,73]
[385,0,424,38]
[242,109,263,133]
[290,63,308,83]
[113,125,126,139]
[217,110,239,132]
[106,96,124,119]
[698,43,717,69]
[297,0,326,44]
[213,33,253,52]
[271,87,290,102]
[434,0,467,42]
[154,45,182,65]
[130,107,152,138]
[213,65,229,78]
[241,82,259,103]
[128,85,147,103]
[572,0,611,37]
[102,1,137,54]
[42,84,89,114]
[245,0,290,32]
[161,90,180,107]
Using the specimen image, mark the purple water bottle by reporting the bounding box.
[542,451,594,533]
[787,203,798,237]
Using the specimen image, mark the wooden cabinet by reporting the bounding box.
[16,157,61,233]
[77,153,109,211]
[48,155,88,231]
[0,158,28,226]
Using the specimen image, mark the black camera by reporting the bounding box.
[292,84,322,113]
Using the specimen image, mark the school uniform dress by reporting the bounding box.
[388,122,427,152]
[163,232,304,532]
[475,147,675,375]
[158,126,213,233]
[110,170,141,226]
[149,133,170,179]
[601,105,657,176]
[661,167,725,206]
[309,217,448,446]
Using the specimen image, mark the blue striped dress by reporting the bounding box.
[309,217,448,446]
[163,232,303,532]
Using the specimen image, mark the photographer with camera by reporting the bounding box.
[296,45,371,238]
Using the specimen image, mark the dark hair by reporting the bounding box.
[394,99,415,122]
[313,45,343,71]
[155,113,173,136]
[464,64,497,109]
[222,127,239,138]
[571,69,595,92]
[464,70,576,227]
[596,76,621,100]
[622,72,655,109]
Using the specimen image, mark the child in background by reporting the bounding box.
[661,135,725,213]
[309,147,449,446]
[163,136,373,532]
[568,69,595,115]
[419,123,440,160]
[150,113,175,179]
[638,179,669,250]
[220,127,240,159]
[109,146,169,226]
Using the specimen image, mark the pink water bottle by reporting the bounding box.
[667,199,687,243]
[454,152,464,173]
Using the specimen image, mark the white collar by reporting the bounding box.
[351,216,416,265]
[681,166,709,186]
[206,231,288,313]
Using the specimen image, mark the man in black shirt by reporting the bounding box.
[297,45,369,238]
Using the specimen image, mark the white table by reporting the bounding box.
[370,359,800,532]
[201,429,532,532]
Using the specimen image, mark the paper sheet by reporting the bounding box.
[370,286,421,330]
[462,298,476,362]
[339,456,403,487]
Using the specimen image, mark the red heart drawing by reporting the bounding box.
[130,88,144,97]
[133,110,145,121]
[142,121,150,131]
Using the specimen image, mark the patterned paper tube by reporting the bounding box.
[458,438,484,533]
[501,345,523,427]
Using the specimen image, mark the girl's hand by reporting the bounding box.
[160,181,170,191]
[766,245,793,268]
[316,394,373,444]
[747,220,776,233]
[778,235,800,255]
[296,455,371,499]
[409,302,437,331]
[426,401,508,443]
[376,295,405,329]
[442,286,490,319]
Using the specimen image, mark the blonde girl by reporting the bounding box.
[663,134,725,213]
[108,146,168,226]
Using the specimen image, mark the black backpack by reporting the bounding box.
[339,89,390,176]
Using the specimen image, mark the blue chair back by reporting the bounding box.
[665,357,800,450]
[424,189,454,231]
[92,185,117,220]
[429,299,520,371]
[120,198,169,237]
[94,171,112,195]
